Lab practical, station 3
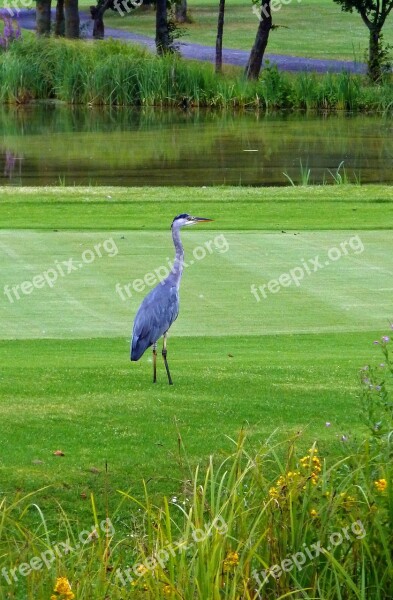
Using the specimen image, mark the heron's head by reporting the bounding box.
[171,214,213,229]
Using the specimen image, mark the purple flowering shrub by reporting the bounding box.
[360,326,393,438]
[0,12,21,51]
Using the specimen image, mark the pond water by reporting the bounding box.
[0,105,392,186]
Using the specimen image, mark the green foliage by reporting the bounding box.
[328,160,352,184]
[333,0,393,18]
[259,62,292,109]
[283,159,312,186]
[366,32,393,80]
[1,423,392,598]
[360,332,393,438]
[293,72,320,109]
[333,0,393,80]
[0,36,392,109]
[283,160,362,186]
[112,430,392,599]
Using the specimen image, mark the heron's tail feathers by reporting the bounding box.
[131,336,151,362]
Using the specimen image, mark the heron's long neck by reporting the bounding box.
[171,225,184,287]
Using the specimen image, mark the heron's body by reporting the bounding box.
[131,277,179,361]
[130,214,212,384]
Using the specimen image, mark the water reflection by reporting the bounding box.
[0,105,391,186]
[3,149,23,183]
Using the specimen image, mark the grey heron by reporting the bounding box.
[130,214,213,384]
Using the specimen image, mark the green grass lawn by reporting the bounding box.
[0,185,392,527]
[2,0,392,60]
[103,0,393,61]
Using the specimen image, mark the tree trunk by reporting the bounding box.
[36,0,52,36]
[90,5,104,40]
[175,0,187,23]
[64,0,80,39]
[55,0,65,36]
[90,0,113,40]
[245,0,272,80]
[368,26,381,81]
[156,0,170,55]
[215,0,225,74]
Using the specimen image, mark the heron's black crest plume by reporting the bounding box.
[171,214,190,227]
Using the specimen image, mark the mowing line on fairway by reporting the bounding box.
[1,230,392,340]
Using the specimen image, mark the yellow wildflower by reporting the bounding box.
[131,580,148,590]
[287,470,301,480]
[310,509,318,518]
[136,564,148,576]
[300,449,322,485]
[339,493,356,510]
[374,478,387,493]
[269,470,304,501]
[223,551,239,571]
[269,486,279,499]
[163,584,172,596]
[312,456,322,472]
[52,577,75,600]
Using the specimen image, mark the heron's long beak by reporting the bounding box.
[193,217,214,223]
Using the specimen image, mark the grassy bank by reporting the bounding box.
[0,37,392,109]
[1,423,392,599]
[1,185,393,230]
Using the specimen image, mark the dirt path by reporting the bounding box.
[13,8,366,74]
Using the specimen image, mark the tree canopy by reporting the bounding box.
[334,0,393,19]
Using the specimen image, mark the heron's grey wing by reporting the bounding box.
[131,282,179,361]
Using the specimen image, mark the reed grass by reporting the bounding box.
[0,36,392,110]
[1,432,391,599]
[283,160,362,186]
[1,331,392,599]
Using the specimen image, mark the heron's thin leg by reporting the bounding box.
[162,332,173,385]
[153,342,157,383]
